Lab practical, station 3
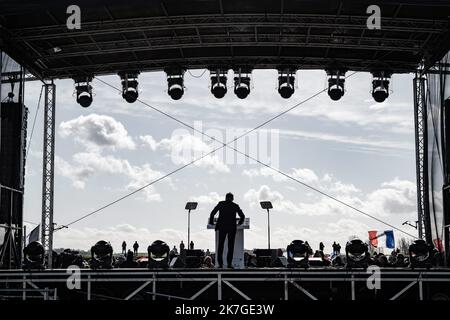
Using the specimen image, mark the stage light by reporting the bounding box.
[89,240,113,270]
[233,68,251,99]
[148,240,170,269]
[371,71,392,103]
[345,239,369,268]
[166,69,185,100]
[277,69,296,99]
[286,240,310,268]
[119,71,139,103]
[326,69,346,101]
[409,239,436,269]
[23,241,45,270]
[74,76,93,108]
[59,249,84,268]
[210,69,228,98]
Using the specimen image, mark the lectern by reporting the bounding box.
[207,218,250,269]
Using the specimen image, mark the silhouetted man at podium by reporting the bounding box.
[209,193,245,268]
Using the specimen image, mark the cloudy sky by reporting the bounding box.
[22,69,418,254]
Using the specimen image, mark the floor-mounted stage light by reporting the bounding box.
[148,240,170,269]
[166,69,185,100]
[119,71,139,103]
[371,71,392,103]
[233,68,251,99]
[89,240,113,270]
[23,241,45,270]
[345,239,369,269]
[409,239,436,269]
[286,240,310,268]
[277,69,296,99]
[326,69,346,101]
[210,69,228,98]
[74,76,93,108]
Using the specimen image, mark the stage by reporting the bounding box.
[1,267,450,301]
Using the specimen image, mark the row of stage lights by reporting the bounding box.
[73,69,393,108]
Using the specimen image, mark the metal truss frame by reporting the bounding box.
[1,269,450,301]
[40,82,56,268]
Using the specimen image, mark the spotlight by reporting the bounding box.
[277,69,296,99]
[74,76,93,108]
[371,71,392,103]
[119,71,139,103]
[210,69,228,98]
[233,68,251,99]
[409,239,437,269]
[23,241,45,270]
[326,69,346,101]
[89,240,113,270]
[59,249,84,268]
[166,69,185,100]
[148,240,170,269]
[345,239,369,269]
[286,240,310,268]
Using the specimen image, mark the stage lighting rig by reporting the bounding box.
[148,240,170,269]
[74,76,93,108]
[371,71,392,103]
[89,240,113,270]
[23,241,45,270]
[326,69,346,101]
[277,69,296,99]
[119,71,139,103]
[210,69,228,98]
[408,239,437,269]
[345,239,369,269]
[233,68,251,99]
[166,68,185,100]
[286,240,310,268]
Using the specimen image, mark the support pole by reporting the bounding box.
[267,208,271,249]
[41,82,56,268]
[188,209,191,247]
[413,74,431,242]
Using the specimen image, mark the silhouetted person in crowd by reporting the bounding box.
[209,192,245,268]
[190,241,194,250]
[172,246,178,255]
[205,249,211,256]
[319,242,324,253]
[336,243,341,254]
[133,241,139,256]
[180,241,185,254]
[332,242,337,255]
[122,241,127,254]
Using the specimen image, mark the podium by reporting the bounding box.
[207,218,250,269]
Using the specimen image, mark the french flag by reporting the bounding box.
[368,230,395,249]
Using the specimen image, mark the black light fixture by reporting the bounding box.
[371,71,392,103]
[89,240,113,270]
[23,241,45,270]
[148,240,170,269]
[277,69,296,99]
[166,69,185,100]
[326,69,346,101]
[409,239,436,269]
[345,238,369,268]
[233,68,251,99]
[74,76,93,108]
[119,71,139,103]
[210,69,228,98]
[286,240,310,268]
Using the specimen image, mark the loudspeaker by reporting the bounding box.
[0,102,27,225]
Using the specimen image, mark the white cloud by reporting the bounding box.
[59,114,136,150]
[190,192,222,205]
[56,152,165,201]
[140,133,229,173]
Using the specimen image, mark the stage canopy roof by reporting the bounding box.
[1,0,450,79]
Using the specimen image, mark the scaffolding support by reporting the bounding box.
[41,82,55,268]
[413,74,431,242]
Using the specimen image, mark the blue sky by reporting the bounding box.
[22,69,418,254]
